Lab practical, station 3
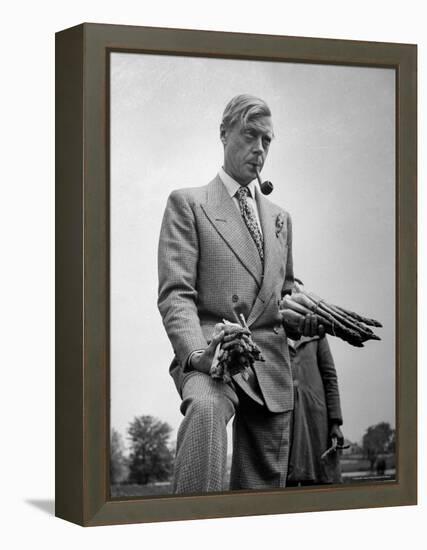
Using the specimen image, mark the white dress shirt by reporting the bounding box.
[218,167,263,236]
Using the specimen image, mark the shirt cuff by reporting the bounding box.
[184,349,205,373]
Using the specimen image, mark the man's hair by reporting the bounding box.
[221,94,272,131]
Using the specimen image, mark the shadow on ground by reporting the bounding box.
[26,499,55,515]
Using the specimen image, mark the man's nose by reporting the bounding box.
[252,136,264,154]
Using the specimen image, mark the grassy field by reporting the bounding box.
[111,468,396,498]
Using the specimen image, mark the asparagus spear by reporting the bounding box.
[331,304,383,328]
[281,294,366,346]
[300,290,380,341]
[290,293,364,343]
[280,283,382,347]
[209,316,264,382]
[300,283,382,328]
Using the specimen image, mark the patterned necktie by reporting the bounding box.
[236,186,264,262]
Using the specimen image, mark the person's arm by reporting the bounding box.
[157,190,208,367]
[158,190,269,375]
[317,337,344,443]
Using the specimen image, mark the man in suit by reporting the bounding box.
[158,94,321,493]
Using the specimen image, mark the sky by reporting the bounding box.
[110,52,395,450]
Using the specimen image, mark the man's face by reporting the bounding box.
[221,115,273,186]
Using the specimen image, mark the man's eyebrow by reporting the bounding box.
[243,122,274,139]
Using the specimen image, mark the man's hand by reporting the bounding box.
[300,314,326,338]
[329,423,344,446]
[281,310,326,340]
[190,323,250,374]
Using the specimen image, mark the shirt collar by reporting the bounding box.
[219,167,257,200]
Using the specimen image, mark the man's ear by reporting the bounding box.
[219,123,227,145]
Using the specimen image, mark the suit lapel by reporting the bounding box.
[201,176,263,285]
[246,190,287,327]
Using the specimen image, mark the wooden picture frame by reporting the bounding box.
[55,23,417,526]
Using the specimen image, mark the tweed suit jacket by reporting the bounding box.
[158,175,295,413]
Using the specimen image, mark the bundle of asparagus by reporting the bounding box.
[280,282,382,347]
[210,316,265,382]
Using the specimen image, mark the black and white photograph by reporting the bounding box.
[2,0,422,542]
[109,52,396,498]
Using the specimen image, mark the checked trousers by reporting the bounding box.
[173,372,292,493]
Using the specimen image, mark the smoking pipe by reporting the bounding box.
[255,167,274,195]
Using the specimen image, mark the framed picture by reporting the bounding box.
[55,23,417,526]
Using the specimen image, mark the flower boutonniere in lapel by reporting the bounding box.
[275,212,285,237]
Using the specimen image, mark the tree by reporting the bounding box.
[387,430,396,453]
[362,422,395,471]
[127,415,174,485]
[110,428,129,484]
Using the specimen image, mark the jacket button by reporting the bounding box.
[232,294,239,303]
